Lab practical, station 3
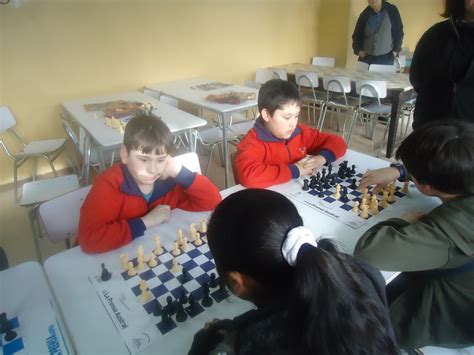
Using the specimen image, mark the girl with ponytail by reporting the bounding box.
[189,189,398,355]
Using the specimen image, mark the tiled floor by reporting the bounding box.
[0,115,406,267]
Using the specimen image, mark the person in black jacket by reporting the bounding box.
[410,0,474,129]
[189,189,398,355]
[352,0,404,65]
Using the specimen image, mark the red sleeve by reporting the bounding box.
[77,176,135,254]
[160,173,222,211]
[235,131,293,188]
[302,124,347,161]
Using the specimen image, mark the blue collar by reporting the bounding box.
[120,164,176,203]
[254,116,302,143]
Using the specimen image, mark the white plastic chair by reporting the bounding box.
[0,106,69,203]
[255,68,274,85]
[346,79,392,156]
[38,185,91,250]
[62,119,119,185]
[319,76,357,134]
[355,61,370,72]
[21,174,80,263]
[271,69,288,81]
[311,56,336,67]
[295,70,325,126]
[369,64,397,73]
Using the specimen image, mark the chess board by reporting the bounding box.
[0,316,25,355]
[89,229,251,354]
[120,238,228,335]
[287,162,407,229]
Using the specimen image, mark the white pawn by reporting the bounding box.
[352,201,360,214]
[153,235,164,255]
[370,195,379,215]
[120,253,129,271]
[171,258,181,273]
[136,254,146,270]
[189,223,197,242]
[181,236,189,251]
[360,204,369,219]
[199,219,207,234]
[194,232,203,246]
[127,262,137,277]
[137,245,144,260]
[172,241,181,256]
[148,253,158,268]
[334,184,341,200]
[381,191,389,208]
[139,280,151,303]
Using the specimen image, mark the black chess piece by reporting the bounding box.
[182,267,191,282]
[323,178,331,189]
[175,303,188,323]
[316,172,321,181]
[340,186,349,203]
[166,295,177,315]
[302,179,309,191]
[309,176,317,189]
[330,174,336,186]
[351,164,356,174]
[209,273,218,288]
[0,312,8,334]
[317,186,325,198]
[321,169,326,179]
[349,178,357,190]
[161,308,172,325]
[328,164,332,175]
[201,282,213,307]
[179,289,188,304]
[4,328,17,342]
[216,278,229,298]
[100,263,112,281]
[188,294,198,312]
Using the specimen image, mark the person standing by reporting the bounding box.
[410,0,474,129]
[352,0,404,65]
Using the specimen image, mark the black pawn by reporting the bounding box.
[182,267,191,283]
[201,282,213,307]
[161,309,172,325]
[4,328,17,342]
[302,179,309,191]
[309,176,317,189]
[351,164,356,174]
[316,172,321,181]
[328,165,333,175]
[349,178,357,190]
[330,174,336,186]
[209,273,218,288]
[166,295,176,315]
[0,313,8,334]
[321,169,326,179]
[188,294,198,312]
[317,186,325,198]
[100,263,112,281]
[179,289,188,304]
[175,303,188,323]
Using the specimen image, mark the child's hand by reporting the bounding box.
[358,167,400,191]
[160,155,182,180]
[295,155,326,177]
[401,211,426,223]
[140,205,171,229]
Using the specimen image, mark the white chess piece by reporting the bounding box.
[199,219,207,234]
[194,232,203,246]
[172,241,181,256]
[148,253,158,268]
[153,235,164,255]
[139,280,151,303]
[189,223,197,242]
[171,258,181,273]
[120,253,129,271]
[127,262,137,277]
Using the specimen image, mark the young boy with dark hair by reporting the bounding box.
[355,121,474,349]
[235,79,347,188]
[78,114,221,254]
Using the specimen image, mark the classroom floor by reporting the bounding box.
[0,116,407,268]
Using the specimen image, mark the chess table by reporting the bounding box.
[269,63,416,158]
[42,150,441,354]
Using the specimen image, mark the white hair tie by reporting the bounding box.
[281,226,318,266]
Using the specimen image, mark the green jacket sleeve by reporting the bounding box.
[354,217,453,272]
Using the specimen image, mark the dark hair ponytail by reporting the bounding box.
[207,189,397,354]
[290,241,397,354]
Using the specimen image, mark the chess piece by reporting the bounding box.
[175,302,188,322]
[139,280,151,303]
[352,201,360,214]
[209,273,218,288]
[201,282,213,307]
[381,191,389,208]
[4,328,17,342]
[148,253,158,268]
[340,186,349,203]
[172,241,181,256]
[120,253,129,271]
[181,236,189,251]
[153,235,164,255]
[171,257,181,273]
[362,187,368,200]
[370,195,379,215]
[349,178,357,190]
[137,245,144,260]
[199,219,207,236]
[317,186,325,198]
[189,223,197,242]
[181,267,191,282]
[360,204,369,219]
[402,180,409,193]
[179,289,188,304]
[302,179,309,191]
[361,197,367,208]
[177,228,184,246]
[194,232,203,246]
[127,262,137,277]
[100,263,112,281]
[166,296,177,314]
[136,254,146,271]
[334,184,341,200]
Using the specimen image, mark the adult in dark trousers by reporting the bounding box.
[352,0,404,65]
[410,0,474,129]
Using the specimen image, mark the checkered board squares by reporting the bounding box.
[120,240,228,335]
[0,317,25,355]
[288,170,407,229]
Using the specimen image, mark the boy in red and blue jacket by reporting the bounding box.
[235,79,347,188]
[77,114,221,253]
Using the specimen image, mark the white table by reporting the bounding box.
[62,91,207,171]
[0,261,74,354]
[144,78,259,188]
[43,150,440,354]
